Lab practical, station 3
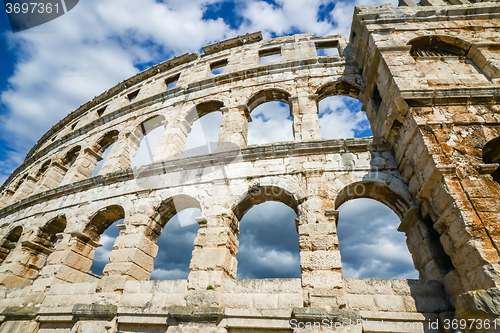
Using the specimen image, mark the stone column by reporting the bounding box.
[187,208,238,290]
[60,148,102,186]
[32,162,69,195]
[216,106,250,150]
[7,175,38,204]
[297,196,345,308]
[100,214,158,288]
[153,119,191,162]
[98,133,140,175]
[0,236,51,288]
[290,93,322,141]
[32,215,96,289]
[0,189,15,208]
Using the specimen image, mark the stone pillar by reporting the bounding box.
[216,106,250,150]
[153,119,191,162]
[290,93,322,141]
[100,214,158,286]
[60,148,102,186]
[0,237,51,288]
[297,197,345,308]
[32,162,69,195]
[33,216,96,289]
[7,175,38,204]
[98,133,140,175]
[187,208,238,290]
[0,189,15,208]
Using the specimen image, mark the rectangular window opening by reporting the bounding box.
[165,73,180,90]
[127,90,140,103]
[259,47,281,65]
[210,59,228,76]
[315,41,339,57]
[97,106,107,117]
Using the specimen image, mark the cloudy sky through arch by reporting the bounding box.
[0,0,419,280]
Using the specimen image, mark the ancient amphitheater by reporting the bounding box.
[0,0,499,332]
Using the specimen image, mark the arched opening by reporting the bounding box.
[131,115,166,167]
[318,96,371,139]
[235,185,300,278]
[334,181,453,280]
[183,102,223,158]
[62,146,81,169]
[336,198,418,279]
[237,202,300,278]
[91,130,119,177]
[150,195,201,280]
[408,35,489,86]
[29,216,67,276]
[483,136,500,183]
[316,82,371,139]
[0,226,22,265]
[247,90,293,145]
[85,205,125,276]
[39,216,67,250]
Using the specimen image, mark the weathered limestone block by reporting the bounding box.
[60,148,102,186]
[290,93,321,141]
[32,162,68,195]
[187,210,238,290]
[98,134,139,175]
[217,106,249,149]
[297,197,344,308]
[153,119,191,162]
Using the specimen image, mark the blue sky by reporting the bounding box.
[0,0,418,280]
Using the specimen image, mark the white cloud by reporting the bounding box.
[318,96,370,139]
[1,0,236,157]
[247,102,294,145]
[238,0,336,38]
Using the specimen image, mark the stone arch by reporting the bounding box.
[315,80,370,139]
[0,226,23,265]
[316,80,364,102]
[89,130,119,176]
[334,179,453,280]
[37,215,67,249]
[61,145,81,168]
[408,35,471,57]
[186,100,225,123]
[245,89,294,144]
[334,180,412,220]
[235,186,299,221]
[407,35,490,86]
[133,115,166,141]
[130,115,167,167]
[153,194,202,230]
[232,184,301,279]
[0,216,68,286]
[146,194,202,280]
[94,130,119,154]
[84,205,126,241]
[35,159,51,179]
[247,88,291,113]
[183,100,224,157]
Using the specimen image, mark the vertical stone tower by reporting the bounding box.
[350,0,500,321]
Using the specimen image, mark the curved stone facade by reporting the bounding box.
[0,0,500,331]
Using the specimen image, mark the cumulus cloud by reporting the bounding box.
[319,96,371,139]
[337,198,419,279]
[247,102,294,145]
